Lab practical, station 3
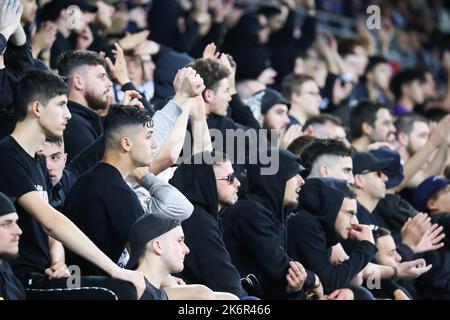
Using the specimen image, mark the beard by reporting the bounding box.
[284,199,299,212]
[85,90,110,111]
[406,143,418,157]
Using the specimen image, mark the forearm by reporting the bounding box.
[424,143,448,177]
[362,262,394,280]
[10,24,27,46]
[49,236,65,264]
[192,119,212,154]
[150,108,189,175]
[151,100,183,150]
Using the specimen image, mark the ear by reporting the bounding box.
[72,74,84,91]
[152,239,163,256]
[354,174,364,189]
[397,132,409,147]
[120,136,132,152]
[426,198,438,213]
[203,89,214,104]
[31,100,43,118]
[361,122,373,137]
[319,164,328,177]
[304,125,314,136]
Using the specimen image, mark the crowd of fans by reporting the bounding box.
[1,0,450,300]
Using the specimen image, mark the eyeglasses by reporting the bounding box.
[216,172,236,185]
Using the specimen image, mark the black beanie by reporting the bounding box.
[0,193,16,217]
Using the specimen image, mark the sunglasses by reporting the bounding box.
[216,172,236,185]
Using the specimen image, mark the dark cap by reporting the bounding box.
[352,151,393,175]
[41,0,98,22]
[126,214,181,270]
[0,192,16,217]
[370,148,404,189]
[413,176,450,212]
[260,88,290,114]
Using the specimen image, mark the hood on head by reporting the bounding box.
[170,152,219,217]
[246,149,304,220]
[298,177,349,246]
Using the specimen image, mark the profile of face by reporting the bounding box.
[128,124,158,168]
[140,54,156,82]
[405,121,430,156]
[295,80,322,117]
[322,156,354,185]
[21,0,38,23]
[422,72,436,99]
[370,63,392,91]
[258,14,270,44]
[334,198,358,240]
[159,226,190,274]
[263,104,290,131]
[427,185,450,214]
[405,80,425,105]
[214,161,241,208]
[375,235,402,267]
[37,141,67,186]
[312,122,350,147]
[369,108,396,143]
[208,79,231,117]
[356,170,388,200]
[283,174,305,210]
[38,95,72,140]
[81,65,113,111]
[0,213,22,259]
[344,46,368,77]
[95,0,115,31]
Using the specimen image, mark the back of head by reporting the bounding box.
[350,100,389,140]
[188,58,230,92]
[301,139,353,178]
[287,135,317,157]
[57,50,105,80]
[103,104,152,149]
[14,69,68,122]
[303,114,343,132]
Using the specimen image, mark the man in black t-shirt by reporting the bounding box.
[0,70,145,299]
[64,104,157,276]
[126,214,186,300]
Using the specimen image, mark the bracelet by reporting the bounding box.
[391,266,398,281]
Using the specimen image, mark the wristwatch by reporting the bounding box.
[0,33,7,55]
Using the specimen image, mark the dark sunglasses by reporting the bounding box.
[216,172,236,185]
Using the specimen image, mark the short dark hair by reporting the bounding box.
[394,112,428,136]
[57,50,106,78]
[365,56,389,74]
[372,226,391,242]
[301,139,353,176]
[14,70,68,122]
[303,114,343,132]
[104,105,152,148]
[281,73,315,99]
[344,185,357,200]
[337,38,364,57]
[390,68,425,100]
[188,58,230,91]
[350,100,390,139]
[287,135,317,156]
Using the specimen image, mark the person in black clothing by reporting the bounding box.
[287,178,377,296]
[126,213,184,300]
[63,104,156,276]
[412,176,450,299]
[169,151,247,298]
[0,192,25,300]
[0,70,145,299]
[221,149,322,299]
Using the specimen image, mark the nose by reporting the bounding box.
[65,106,72,120]
[348,173,355,185]
[106,77,113,88]
[184,243,190,255]
[350,215,358,225]
[14,223,22,236]
[235,177,241,188]
[381,172,388,182]
[298,174,305,186]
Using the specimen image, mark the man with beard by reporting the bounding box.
[221,149,322,299]
[58,50,113,162]
[350,100,396,151]
[0,70,145,299]
[0,193,25,300]
[169,151,246,297]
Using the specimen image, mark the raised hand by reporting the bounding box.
[104,42,130,85]
[173,67,205,104]
[0,0,23,40]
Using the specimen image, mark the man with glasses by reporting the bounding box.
[281,74,322,127]
[169,151,247,298]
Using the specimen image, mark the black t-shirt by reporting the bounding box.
[140,278,168,300]
[64,162,145,276]
[0,136,53,283]
[0,262,26,300]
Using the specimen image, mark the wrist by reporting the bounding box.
[390,266,398,281]
[173,92,190,107]
[118,76,131,86]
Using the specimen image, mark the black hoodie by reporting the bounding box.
[169,153,246,297]
[222,149,312,299]
[287,178,377,294]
